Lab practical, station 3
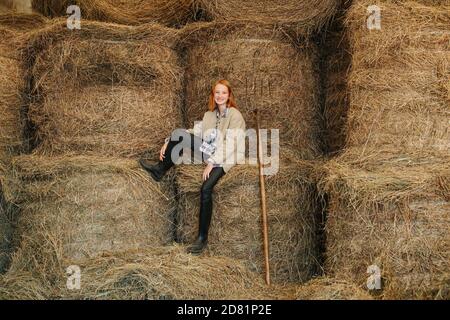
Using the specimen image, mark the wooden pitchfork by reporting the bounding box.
[254,107,270,285]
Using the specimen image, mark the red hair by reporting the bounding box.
[208,79,238,112]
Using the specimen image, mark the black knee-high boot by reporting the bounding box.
[187,185,214,254]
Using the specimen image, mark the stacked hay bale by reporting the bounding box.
[0,12,47,274]
[173,3,342,285]
[0,13,46,174]
[0,30,24,169]
[32,0,199,27]
[196,0,342,38]
[6,21,183,282]
[177,21,324,159]
[176,155,322,284]
[1,246,296,299]
[27,21,182,158]
[320,154,450,299]
[0,12,46,31]
[320,1,450,299]
[9,155,176,272]
[345,1,449,155]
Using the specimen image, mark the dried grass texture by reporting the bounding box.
[0,14,44,171]
[175,155,321,284]
[0,56,24,168]
[295,277,373,300]
[318,151,450,299]
[197,0,341,37]
[0,12,47,31]
[0,246,296,299]
[32,0,198,27]
[7,154,177,278]
[0,192,13,273]
[23,20,183,158]
[177,21,324,159]
[319,4,351,155]
[345,1,450,154]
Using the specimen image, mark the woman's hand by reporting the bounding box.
[203,162,214,181]
[159,142,168,161]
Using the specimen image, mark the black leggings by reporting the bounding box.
[163,129,225,241]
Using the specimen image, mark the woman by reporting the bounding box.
[139,79,246,255]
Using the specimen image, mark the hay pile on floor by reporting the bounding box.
[0,246,295,299]
[23,20,183,159]
[295,277,373,300]
[32,0,198,27]
[196,0,341,38]
[175,155,321,284]
[344,1,449,155]
[318,152,450,299]
[8,155,177,276]
[177,21,324,159]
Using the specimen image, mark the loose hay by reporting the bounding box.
[295,277,373,300]
[175,155,322,284]
[177,21,324,159]
[0,246,296,299]
[32,0,198,28]
[318,152,450,299]
[8,154,177,278]
[344,1,450,154]
[196,0,342,38]
[23,20,183,158]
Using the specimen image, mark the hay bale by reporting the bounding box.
[24,20,183,158]
[196,0,341,37]
[0,41,26,198]
[177,21,324,159]
[0,13,48,183]
[0,12,47,30]
[8,154,177,277]
[295,277,373,300]
[176,155,321,284]
[0,246,296,299]
[345,1,450,154]
[319,153,450,299]
[0,56,24,168]
[32,0,197,27]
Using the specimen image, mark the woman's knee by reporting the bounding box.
[200,183,213,196]
[170,128,189,140]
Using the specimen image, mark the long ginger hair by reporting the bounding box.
[208,79,238,112]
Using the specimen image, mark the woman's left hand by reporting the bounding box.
[203,163,214,181]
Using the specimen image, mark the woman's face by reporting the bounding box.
[214,84,229,107]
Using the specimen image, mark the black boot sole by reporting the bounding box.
[187,241,208,255]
